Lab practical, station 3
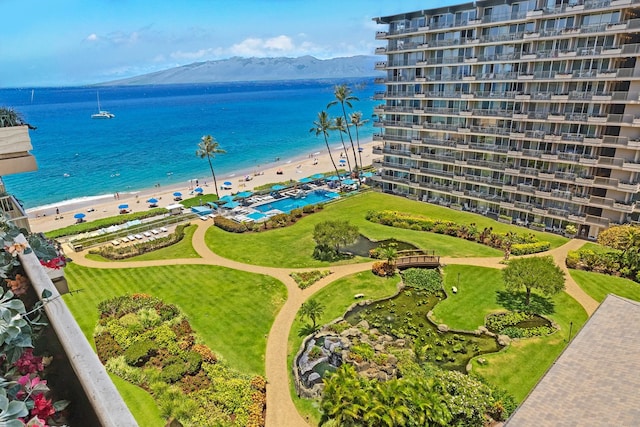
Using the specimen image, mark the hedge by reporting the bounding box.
[510,242,551,256]
[214,215,248,233]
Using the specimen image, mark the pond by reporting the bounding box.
[344,289,503,372]
[341,235,419,257]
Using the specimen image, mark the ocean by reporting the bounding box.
[0,79,378,210]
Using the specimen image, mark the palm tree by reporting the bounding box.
[310,111,341,178]
[328,84,359,173]
[331,117,352,173]
[349,111,368,174]
[299,299,324,328]
[195,135,226,198]
[380,244,399,269]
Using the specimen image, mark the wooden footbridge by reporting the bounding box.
[396,251,440,269]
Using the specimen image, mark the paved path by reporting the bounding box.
[71,223,599,426]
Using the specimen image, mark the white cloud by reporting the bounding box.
[169,48,215,60]
[86,33,98,41]
[230,35,297,56]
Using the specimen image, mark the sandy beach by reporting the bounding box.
[28,139,380,233]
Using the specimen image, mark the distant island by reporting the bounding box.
[98,55,381,86]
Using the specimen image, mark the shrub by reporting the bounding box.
[214,216,248,233]
[565,250,580,268]
[510,241,551,255]
[269,213,291,228]
[94,332,122,364]
[291,208,303,218]
[485,311,532,332]
[159,360,188,383]
[192,344,217,363]
[402,268,442,294]
[183,351,203,374]
[372,261,395,277]
[302,205,315,214]
[290,270,331,289]
[124,339,158,366]
[499,214,512,222]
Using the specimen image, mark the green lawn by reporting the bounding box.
[431,265,505,330]
[85,224,201,262]
[109,374,164,427]
[205,192,567,268]
[288,271,401,424]
[570,269,640,302]
[63,262,287,423]
[470,290,588,401]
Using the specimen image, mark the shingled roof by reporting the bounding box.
[505,294,640,426]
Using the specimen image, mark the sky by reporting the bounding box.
[1,0,441,88]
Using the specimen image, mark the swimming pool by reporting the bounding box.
[254,190,339,214]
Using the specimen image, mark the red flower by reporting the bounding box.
[31,394,55,420]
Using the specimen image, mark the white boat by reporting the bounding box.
[91,92,115,119]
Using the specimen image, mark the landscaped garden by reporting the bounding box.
[290,261,588,424]
[50,190,591,426]
[204,192,568,268]
[62,262,286,425]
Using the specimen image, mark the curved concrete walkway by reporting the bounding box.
[71,223,598,427]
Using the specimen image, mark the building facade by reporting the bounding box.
[0,124,38,231]
[373,0,640,238]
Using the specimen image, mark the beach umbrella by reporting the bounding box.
[73,213,85,219]
[147,198,158,204]
[299,177,313,184]
[223,181,232,186]
[173,192,182,197]
[342,179,357,185]
[194,187,203,193]
[362,171,374,178]
[271,184,285,191]
[339,158,347,164]
[223,201,240,209]
[311,173,324,179]
[327,176,341,181]
[118,204,129,209]
[219,195,235,203]
[236,191,253,199]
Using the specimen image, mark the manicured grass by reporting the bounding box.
[570,269,640,302]
[85,224,201,262]
[288,271,400,424]
[471,290,588,402]
[432,265,505,330]
[205,192,567,268]
[64,263,286,423]
[64,263,286,374]
[109,374,164,427]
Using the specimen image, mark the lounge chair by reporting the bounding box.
[151,229,160,235]
[134,234,144,240]
[143,231,152,237]
[127,235,136,241]
[111,240,120,246]
[121,237,130,243]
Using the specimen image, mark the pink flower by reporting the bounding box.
[30,394,55,420]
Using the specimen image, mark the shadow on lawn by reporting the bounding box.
[496,291,556,315]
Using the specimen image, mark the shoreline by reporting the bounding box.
[28,139,379,233]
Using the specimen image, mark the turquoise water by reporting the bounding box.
[246,212,267,221]
[0,80,376,209]
[254,190,338,213]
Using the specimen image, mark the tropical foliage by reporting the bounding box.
[196,135,226,198]
[310,111,341,178]
[290,270,331,289]
[319,363,511,426]
[312,220,359,260]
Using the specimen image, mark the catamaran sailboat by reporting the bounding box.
[91,92,115,119]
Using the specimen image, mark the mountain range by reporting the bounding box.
[100,55,381,86]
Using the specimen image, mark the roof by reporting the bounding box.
[505,294,640,426]
[165,203,183,210]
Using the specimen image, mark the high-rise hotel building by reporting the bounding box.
[372,0,640,238]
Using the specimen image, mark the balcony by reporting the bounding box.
[613,201,635,212]
[623,160,640,171]
[0,126,38,175]
[618,181,640,191]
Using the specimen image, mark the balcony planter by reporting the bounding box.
[0,216,136,426]
[523,32,540,39]
[602,47,622,54]
[517,74,534,80]
[555,72,573,79]
[587,115,608,123]
[606,23,627,31]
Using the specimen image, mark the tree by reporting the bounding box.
[331,116,352,173]
[195,135,226,198]
[310,111,341,178]
[598,224,640,279]
[313,220,359,255]
[299,299,324,329]
[379,244,399,269]
[328,84,359,173]
[320,364,369,426]
[349,111,368,174]
[502,256,565,307]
